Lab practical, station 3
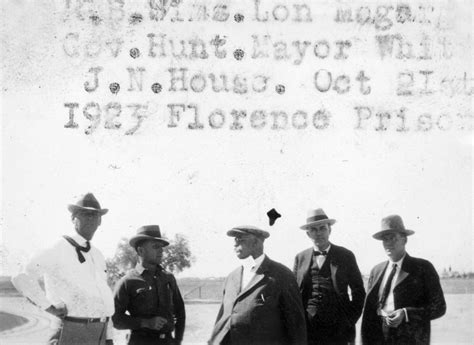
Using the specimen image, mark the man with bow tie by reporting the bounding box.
[209,225,306,345]
[293,209,366,345]
[361,215,446,345]
[12,193,114,344]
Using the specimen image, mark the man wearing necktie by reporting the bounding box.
[293,208,366,345]
[209,225,307,345]
[361,215,446,345]
[11,193,115,344]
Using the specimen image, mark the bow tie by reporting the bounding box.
[63,235,91,263]
[314,250,327,256]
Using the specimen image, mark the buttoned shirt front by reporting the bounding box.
[12,234,115,338]
[12,234,114,316]
[112,263,186,341]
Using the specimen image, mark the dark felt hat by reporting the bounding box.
[67,193,108,215]
[129,225,170,248]
[373,215,415,240]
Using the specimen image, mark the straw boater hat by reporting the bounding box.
[300,208,336,230]
[67,193,108,215]
[227,225,270,239]
[129,225,170,248]
[372,215,415,240]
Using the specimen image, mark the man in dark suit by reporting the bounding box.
[209,225,307,345]
[293,208,366,345]
[361,215,446,345]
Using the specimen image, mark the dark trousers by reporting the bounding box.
[379,315,410,345]
[307,314,351,345]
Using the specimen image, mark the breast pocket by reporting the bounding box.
[133,285,153,300]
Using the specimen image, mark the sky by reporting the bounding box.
[1,0,472,278]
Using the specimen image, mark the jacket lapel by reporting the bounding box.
[298,248,313,288]
[329,260,339,293]
[368,261,389,296]
[237,256,269,299]
[394,254,411,288]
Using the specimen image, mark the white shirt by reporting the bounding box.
[241,253,265,290]
[313,244,331,269]
[12,234,114,318]
[378,254,407,317]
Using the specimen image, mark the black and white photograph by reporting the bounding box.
[1,0,472,344]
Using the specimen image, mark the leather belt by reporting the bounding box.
[64,316,109,323]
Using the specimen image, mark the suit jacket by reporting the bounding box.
[209,255,307,345]
[361,254,446,345]
[293,244,366,340]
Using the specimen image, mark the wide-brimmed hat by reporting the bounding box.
[129,225,170,248]
[300,208,336,230]
[67,193,108,215]
[227,225,270,239]
[372,215,415,240]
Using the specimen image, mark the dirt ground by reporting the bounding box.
[0,295,472,344]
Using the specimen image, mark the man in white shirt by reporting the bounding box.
[209,225,306,345]
[12,193,115,345]
[361,215,446,345]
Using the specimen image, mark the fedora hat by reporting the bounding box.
[300,208,336,230]
[129,225,170,248]
[227,225,270,239]
[68,193,108,215]
[372,215,415,240]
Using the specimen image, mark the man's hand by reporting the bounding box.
[385,309,405,328]
[45,303,67,319]
[141,316,168,331]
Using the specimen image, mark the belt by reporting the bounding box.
[64,316,109,323]
[132,330,170,339]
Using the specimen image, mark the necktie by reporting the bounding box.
[63,235,91,263]
[314,250,327,256]
[379,263,397,308]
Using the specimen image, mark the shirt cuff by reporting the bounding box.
[403,308,409,322]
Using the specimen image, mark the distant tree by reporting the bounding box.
[106,234,193,288]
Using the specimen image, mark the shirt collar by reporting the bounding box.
[389,253,406,267]
[313,243,331,253]
[135,262,161,275]
[241,253,266,270]
[135,262,145,275]
[72,234,89,246]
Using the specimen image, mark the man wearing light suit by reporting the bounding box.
[361,215,446,345]
[294,208,366,345]
[209,225,307,345]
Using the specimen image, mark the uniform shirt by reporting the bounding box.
[112,263,186,341]
[240,254,265,290]
[12,234,115,338]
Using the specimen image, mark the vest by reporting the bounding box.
[304,254,340,326]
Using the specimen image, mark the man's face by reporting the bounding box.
[138,240,165,266]
[73,210,102,241]
[382,232,407,261]
[233,234,259,259]
[306,223,331,249]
